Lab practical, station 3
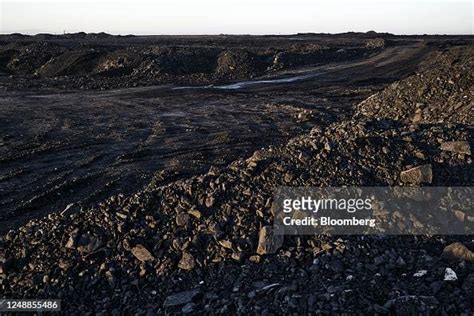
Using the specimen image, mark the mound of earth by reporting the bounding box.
[357,47,473,125]
[37,49,103,77]
[270,44,379,70]
[95,50,141,76]
[365,38,385,49]
[216,49,267,79]
[138,46,220,76]
[0,42,64,74]
[0,46,472,314]
[0,34,387,90]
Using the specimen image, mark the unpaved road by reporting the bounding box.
[0,41,429,230]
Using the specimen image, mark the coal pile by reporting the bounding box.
[0,45,472,314]
[0,34,385,90]
[357,47,473,125]
[216,49,266,79]
[270,44,377,71]
[0,41,64,75]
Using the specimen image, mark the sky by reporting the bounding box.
[1,0,472,35]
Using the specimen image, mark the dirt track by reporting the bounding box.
[0,41,430,230]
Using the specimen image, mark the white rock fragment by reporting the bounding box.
[258,283,280,292]
[444,268,458,281]
[413,270,428,277]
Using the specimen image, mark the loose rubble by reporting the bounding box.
[440,141,471,155]
[357,47,473,125]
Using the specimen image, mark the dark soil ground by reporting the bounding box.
[0,33,473,314]
[0,34,429,230]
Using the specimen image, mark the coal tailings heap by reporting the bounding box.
[0,34,386,90]
[357,46,473,125]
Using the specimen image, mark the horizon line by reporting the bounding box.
[1,31,473,37]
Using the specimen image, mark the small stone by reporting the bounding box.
[231,252,243,261]
[453,210,465,221]
[205,196,215,208]
[297,112,310,122]
[247,160,258,168]
[256,226,283,255]
[188,209,202,219]
[396,257,406,266]
[116,212,128,220]
[106,271,116,287]
[164,289,199,307]
[440,141,471,155]
[131,244,155,262]
[284,173,294,183]
[415,151,425,159]
[412,112,422,123]
[58,259,70,270]
[176,213,190,226]
[444,267,457,281]
[182,302,196,314]
[242,188,252,196]
[178,252,195,270]
[400,164,432,184]
[441,242,474,262]
[413,270,428,277]
[218,240,233,249]
[65,236,76,249]
[77,235,103,254]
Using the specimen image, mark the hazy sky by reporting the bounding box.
[1,0,472,35]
